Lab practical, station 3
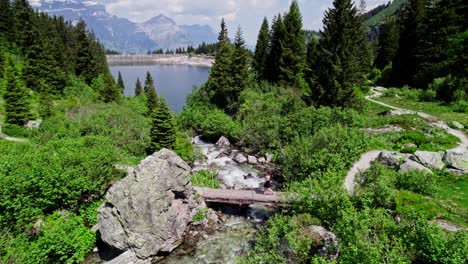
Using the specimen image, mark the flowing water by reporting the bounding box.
[159,137,276,263]
[191,136,266,190]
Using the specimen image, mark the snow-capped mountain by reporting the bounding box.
[29,0,217,54]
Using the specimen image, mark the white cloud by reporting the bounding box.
[100,0,388,44]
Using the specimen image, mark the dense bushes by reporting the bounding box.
[1,212,95,264]
[281,125,369,181]
[0,137,123,232]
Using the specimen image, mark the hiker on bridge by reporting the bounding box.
[263,173,274,195]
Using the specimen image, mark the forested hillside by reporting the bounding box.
[0,0,192,262]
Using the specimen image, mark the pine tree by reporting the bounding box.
[305,0,371,107]
[4,56,30,125]
[205,18,233,109]
[227,26,250,114]
[391,0,428,87]
[117,71,125,94]
[99,72,120,103]
[22,33,67,94]
[253,17,270,81]
[375,17,399,70]
[266,14,286,83]
[147,81,158,115]
[144,71,154,94]
[0,0,11,40]
[12,0,34,50]
[148,98,176,154]
[281,0,307,86]
[135,77,142,96]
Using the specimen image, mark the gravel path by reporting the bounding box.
[344,87,468,194]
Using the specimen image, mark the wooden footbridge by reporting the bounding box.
[194,187,285,207]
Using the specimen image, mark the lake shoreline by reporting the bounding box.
[107,54,214,67]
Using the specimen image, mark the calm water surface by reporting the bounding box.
[110,64,210,113]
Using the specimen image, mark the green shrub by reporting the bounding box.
[395,191,442,220]
[191,170,220,189]
[29,212,95,264]
[395,170,435,195]
[354,163,396,209]
[281,125,369,181]
[1,123,31,137]
[451,100,468,113]
[178,103,241,142]
[368,68,382,84]
[79,199,104,227]
[174,137,195,162]
[193,207,208,222]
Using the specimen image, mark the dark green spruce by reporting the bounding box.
[143,71,154,94]
[117,71,125,94]
[374,17,399,70]
[281,0,307,87]
[253,17,270,81]
[135,77,142,96]
[205,18,233,110]
[228,26,250,114]
[305,0,371,107]
[267,14,286,83]
[4,56,30,125]
[148,98,176,154]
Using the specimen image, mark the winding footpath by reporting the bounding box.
[0,125,28,143]
[344,87,468,193]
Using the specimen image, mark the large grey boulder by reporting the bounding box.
[247,155,258,165]
[301,226,339,261]
[25,120,42,130]
[443,150,468,172]
[378,151,407,168]
[216,136,231,147]
[98,149,203,260]
[414,151,445,170]
[234,153,247,164]
[107,251,152,264]
[399,159,433,175]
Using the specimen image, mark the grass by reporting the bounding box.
[376,96,468,127]
[191,169,220,189]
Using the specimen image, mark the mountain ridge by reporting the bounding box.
[29,0,217,54]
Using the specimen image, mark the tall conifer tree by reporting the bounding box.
[267,14,286,83]
[4,56,30,125]
[391,0,427,87]
[305,0,370,107]
[147,82,158,115]
[98,72,120,103]
[117,71,125,94]
[228,26,250,114]
[281,0,307,86]
[205,18,233,109]
[149,98,176,154]
[375,18,399,70]
[253,17,270,81]
[12,0,34,50]
[144,71,154,94]
[0,0,11,39]
[135,77,142,96]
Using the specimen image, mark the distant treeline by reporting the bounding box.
[149,42,218,56]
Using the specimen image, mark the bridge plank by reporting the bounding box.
[194,187,285,206]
